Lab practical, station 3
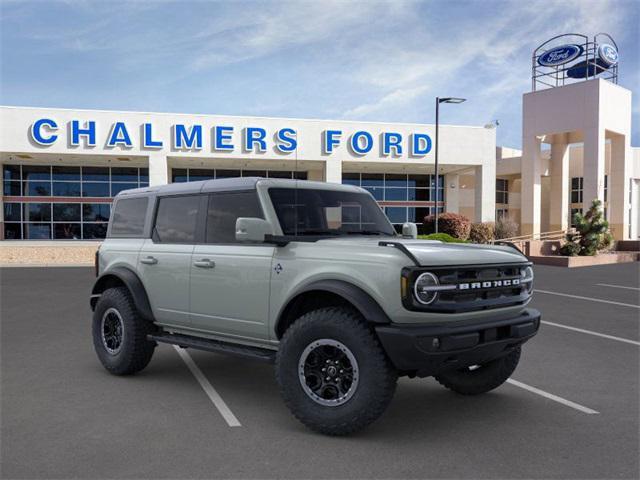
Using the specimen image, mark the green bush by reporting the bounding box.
[495,217,519,239]
[422,213,471,240]
[469,222,495,244]
[418,233,468,243]
[559,199,613,256]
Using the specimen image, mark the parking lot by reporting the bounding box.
[1,263,638,479]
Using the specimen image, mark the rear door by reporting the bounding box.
[138,194,203,328]
[189,190,274,340]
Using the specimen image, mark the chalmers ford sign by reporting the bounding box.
[29,118,434,157]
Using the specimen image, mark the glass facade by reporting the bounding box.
[2,164,148,239]
[342,173,444,229]
[496,178,509,204]
[172,168,307,183]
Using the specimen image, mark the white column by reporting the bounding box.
[582,126,605,211]
[148,153,169,186]
[474,163,495,223]
[609,134,631,240]
[521,135,542,236]
[324,159,342,184]
[549,135,570,232]
[445,173,459,213]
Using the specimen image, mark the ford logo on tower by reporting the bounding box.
[537,44,583,67]
[598,43,618,66]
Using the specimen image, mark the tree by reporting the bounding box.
[560,199,613,256]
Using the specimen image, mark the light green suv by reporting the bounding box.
[90,177,540,435]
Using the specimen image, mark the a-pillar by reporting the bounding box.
[474,164,495,222]
[324,159,342,184]
[148,153,169,186]
[549,134,570,232]
[582,126,605,212]
[445,173,459,214]
[609,133,631,240]
[521,135,543,236]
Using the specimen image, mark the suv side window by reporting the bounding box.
[206,191,263,244]
[109,197,148,237]
[153,195,200,244]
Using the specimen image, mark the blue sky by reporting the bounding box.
[1,0,638,148]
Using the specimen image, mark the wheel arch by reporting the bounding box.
[91,267,154,322]
[274,280,391,339]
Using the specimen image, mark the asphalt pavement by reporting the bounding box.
[1,263,638,479]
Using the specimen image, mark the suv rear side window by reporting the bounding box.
[154,195,200,244]
[206,191,263,243]
[109,197,148,237]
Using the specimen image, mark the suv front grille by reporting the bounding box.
[403,263,532,313]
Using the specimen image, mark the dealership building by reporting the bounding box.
[0,34,638,247]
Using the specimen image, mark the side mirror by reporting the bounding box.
[402,222,418,239]
[235,217,271,243]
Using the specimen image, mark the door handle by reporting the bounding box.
[193,259,215,269]
[140,256,158,265]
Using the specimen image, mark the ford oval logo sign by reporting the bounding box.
[538,44,583,67]
[598,43,618,66]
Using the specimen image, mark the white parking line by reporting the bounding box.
[173,345,242,427]
[506,379,599,415]
[596,283,640,291]
[541,320,640,346]
[534,289,640,309]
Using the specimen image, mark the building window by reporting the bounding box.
[570,208,583,228]
[342,173,444,230]
[171,168,307,183]
[2,164,147,240]
[571,177,583,203]
[496,208,509,220]
[496,179,508,204]
[604,175,608,203]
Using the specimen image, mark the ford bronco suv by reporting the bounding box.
[91,177,540,435]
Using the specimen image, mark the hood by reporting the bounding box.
[313,237,527,266]
[396,239,526,266]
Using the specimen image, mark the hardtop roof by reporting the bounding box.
[115,177,363,198]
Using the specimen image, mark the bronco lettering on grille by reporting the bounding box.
[458,278,521,290]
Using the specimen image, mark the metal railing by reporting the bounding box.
[494,229,573,244]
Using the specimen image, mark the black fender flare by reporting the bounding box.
[90,266,154,321]
[276,279,391,336]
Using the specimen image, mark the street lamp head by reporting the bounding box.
[438,97,466,104]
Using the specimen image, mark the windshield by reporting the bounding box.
[268,188,396,237]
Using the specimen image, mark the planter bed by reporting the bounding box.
[529,252,639,267]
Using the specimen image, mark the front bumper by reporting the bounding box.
[375,308,541,377]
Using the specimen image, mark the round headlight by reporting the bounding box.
[414,272,440,305]
[521,266,534,293]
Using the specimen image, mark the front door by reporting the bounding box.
[189,191,274,341]
[138,194,201,328]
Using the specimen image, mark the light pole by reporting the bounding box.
[434,96,466,233]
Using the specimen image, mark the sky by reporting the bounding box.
[1,0,638,148]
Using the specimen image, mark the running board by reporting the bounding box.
[148,332,276,363]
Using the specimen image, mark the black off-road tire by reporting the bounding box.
[434,347,521,395]
[276,307,398,436]
[92,287,156,375]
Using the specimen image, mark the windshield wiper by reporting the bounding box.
[291,229,341,236]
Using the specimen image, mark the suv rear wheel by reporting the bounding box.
[92,287,156,375]
[276,307,397,435]
[434,347,521,395]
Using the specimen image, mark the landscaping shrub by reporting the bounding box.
[469,222,495,244]
[418,233,468,243]
[560,199,613,256]
[495,217,519,239]
[422,212,471,240]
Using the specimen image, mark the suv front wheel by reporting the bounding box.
[92,287,156,375]
[276,307,398,435]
